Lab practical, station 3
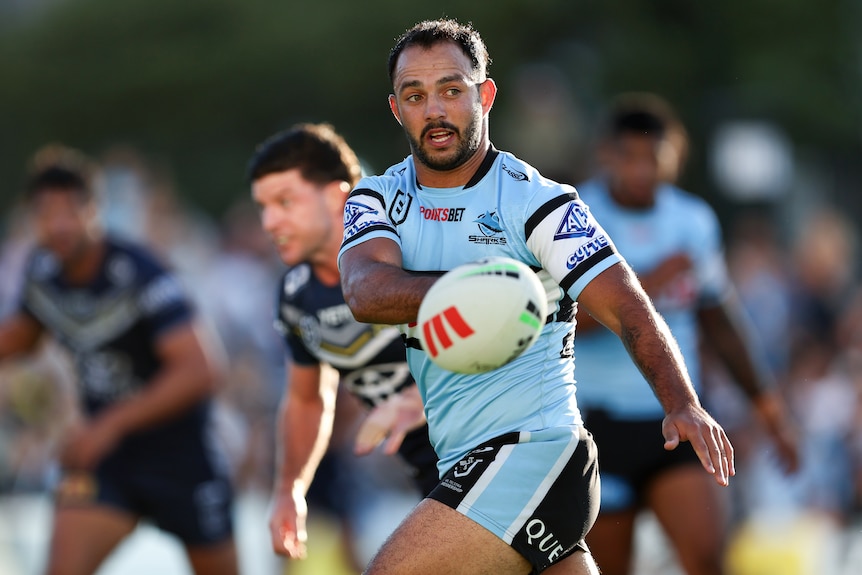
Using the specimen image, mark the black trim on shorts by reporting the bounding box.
[428,428,599,574]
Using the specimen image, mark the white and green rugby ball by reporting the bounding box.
[417,256,548,374]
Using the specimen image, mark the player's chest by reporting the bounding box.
[27,283,141,350]
[599,210,694,272]
[394,193,515,270]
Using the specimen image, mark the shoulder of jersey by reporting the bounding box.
[103,236,171,287]
[280,263,312,301]
[659,184,718,222]
[497,151,535,184]
[25,247,60,282]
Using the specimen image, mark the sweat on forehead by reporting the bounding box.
[387,19,491,84]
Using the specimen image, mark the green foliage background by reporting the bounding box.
[0,0,859,220]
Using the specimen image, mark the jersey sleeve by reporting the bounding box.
[137,269,194,336]
[272,270,319,367]
[524,187,623,301]
[277,322,318,366]
[338,177,402,266]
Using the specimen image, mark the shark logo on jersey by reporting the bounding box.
[388,190,413,225]
[469,210,507,245]
[502,162,529,181]
[344,200,381,239]
[554,203,595,240]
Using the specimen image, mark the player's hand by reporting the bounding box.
[355,385,426,456]
[753,390,801,474]
[58,417,122,470]
[268,489,308,559]
[640,253,692,295]
[662,404,735,486]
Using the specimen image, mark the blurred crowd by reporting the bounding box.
[1,136,861,575]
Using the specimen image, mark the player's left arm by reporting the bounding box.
[697,295,800,473]
[578,261,735,486]
[60,321,220,470]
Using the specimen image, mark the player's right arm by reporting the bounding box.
[269,360,338,559]
[0,312,44,360]
[340,238,436,325]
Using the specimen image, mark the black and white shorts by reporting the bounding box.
[428,425,600,574]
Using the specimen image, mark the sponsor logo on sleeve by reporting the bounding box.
[554,203,595,240]
[344,200,382,239]
[565,235,609,269]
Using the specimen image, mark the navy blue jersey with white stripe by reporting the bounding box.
[274,263,414,408]
[19,236,209,446]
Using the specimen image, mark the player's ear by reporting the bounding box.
[388,94,403,125]
[323,180,350,213]
[479,78,497,115]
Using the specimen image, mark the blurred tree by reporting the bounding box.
[0,0,858,222]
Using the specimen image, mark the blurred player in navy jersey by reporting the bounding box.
[574,93,799,575]
[247,123,437,561]
[0,145,238,575]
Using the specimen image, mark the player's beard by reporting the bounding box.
[408,113,482,173]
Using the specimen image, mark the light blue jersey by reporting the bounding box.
[339,148,622,473]
[574,178,731,419]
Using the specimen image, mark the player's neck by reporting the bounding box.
[310,239,342,287]
[62,235,106,285]
[608,183,656,210]
[414,139,491,189]
[312,260,340,287]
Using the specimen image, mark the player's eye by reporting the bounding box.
[406,93,423,103]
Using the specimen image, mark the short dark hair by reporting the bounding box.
[25,144,95,202]
[603,92,679,140]
[247,123,362,188]
[388,19,491,84]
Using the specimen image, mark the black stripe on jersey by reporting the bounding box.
[524,192,579,241]
[341,224,395,249]
[403,334,422,350]
[348,187,386,207]
[406,269,447,277]
[552,292,576,324]
[559,245,616,293]
[464,147,500,189]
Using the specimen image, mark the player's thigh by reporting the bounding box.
[185,539,239,575]
[583,509,637,575]
[44,504,137,575]
[543,549,601,575]
[645,463,728,575]
[365,498,532,575]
